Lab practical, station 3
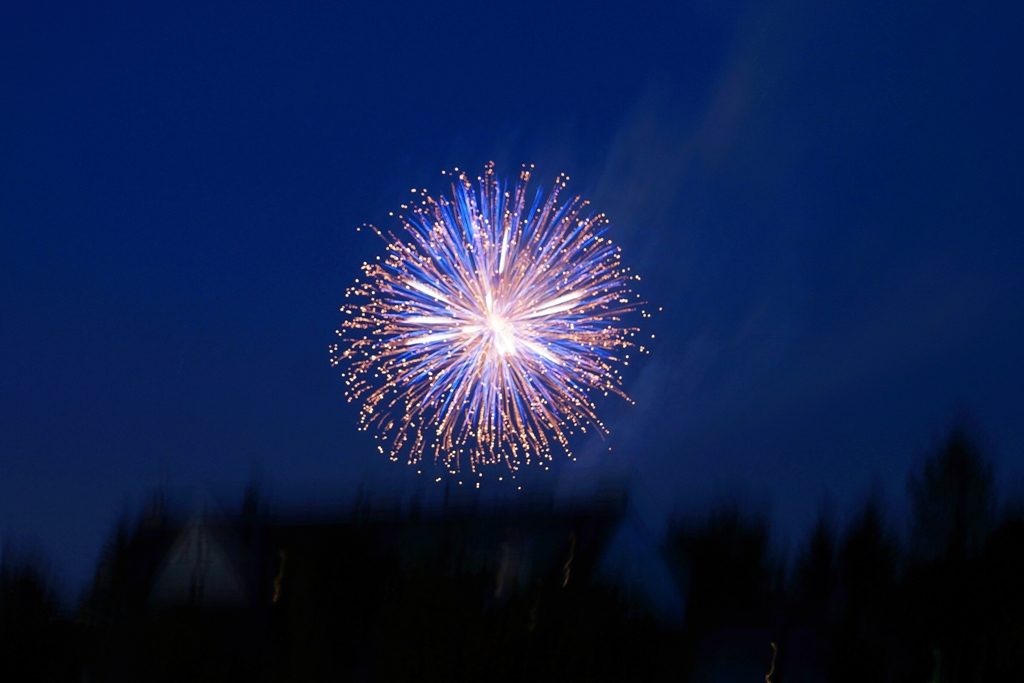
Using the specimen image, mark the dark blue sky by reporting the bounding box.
[2,0,1023,594]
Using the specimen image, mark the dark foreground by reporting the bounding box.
[3,429,1022,682]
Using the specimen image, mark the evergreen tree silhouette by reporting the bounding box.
[905,427,996,682]
[1,542,83,682]
[667,502,779,679]
[828,495,899,683]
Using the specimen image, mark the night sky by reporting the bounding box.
[2,0,1022,598]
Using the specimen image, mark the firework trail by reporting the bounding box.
[331,163,645,476]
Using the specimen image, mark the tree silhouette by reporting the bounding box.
[791,510,837,629]
[905,427,997,682]
[908,428,994,564]
[783,508,839,679]
[0,542,83,682]
[828,496,900,682]
[978,508,1024,679]
[667,502,780,679]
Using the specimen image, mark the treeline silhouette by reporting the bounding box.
[2,427,1022,682]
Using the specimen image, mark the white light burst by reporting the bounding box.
[331,163,644,475]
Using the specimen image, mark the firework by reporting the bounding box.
[331,163,643,475]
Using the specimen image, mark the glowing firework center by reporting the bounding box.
[333,163,644,477]
[484,309,515,356]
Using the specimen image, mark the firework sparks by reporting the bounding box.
[331,162,644,474]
